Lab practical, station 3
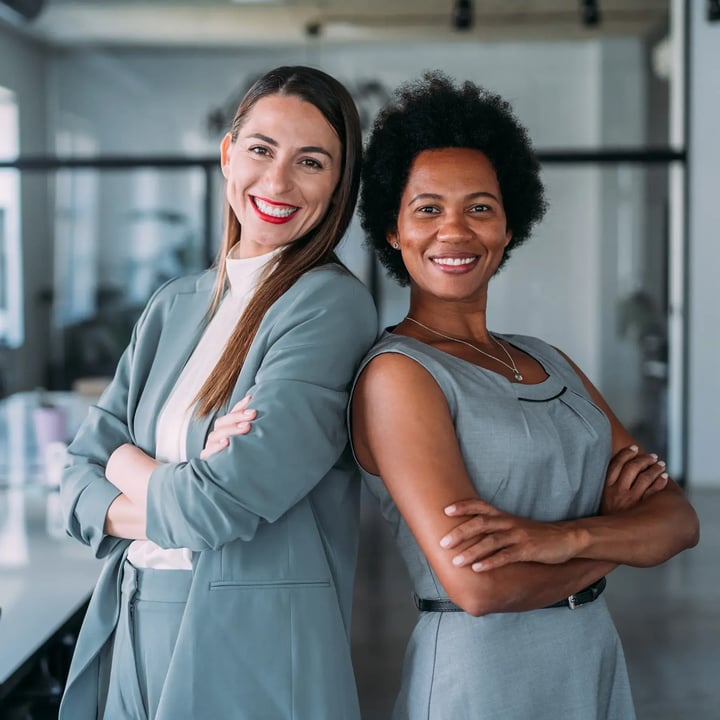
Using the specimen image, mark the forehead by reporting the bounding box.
[404,147,500,193]
[241,94,340,151]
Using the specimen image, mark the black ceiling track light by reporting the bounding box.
[452,0,473,31]
[0,0,45,21]
[580,0,601,27]
[708,0,720,22]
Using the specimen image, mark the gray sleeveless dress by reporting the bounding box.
[352,331,636,720]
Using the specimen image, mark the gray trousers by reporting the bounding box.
[100,560,192,720]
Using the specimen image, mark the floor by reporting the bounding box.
[351,486,720,719]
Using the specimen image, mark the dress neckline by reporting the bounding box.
[384,330,567,403]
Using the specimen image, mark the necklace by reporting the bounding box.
[405,316,524,382]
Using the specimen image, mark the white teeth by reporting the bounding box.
[254,198,298,218]
[431,257,476,266]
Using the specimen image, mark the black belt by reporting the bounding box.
[414,576,607,613]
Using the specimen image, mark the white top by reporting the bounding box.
[127,245,281,569]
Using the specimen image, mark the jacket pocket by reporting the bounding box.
[209,579,331,590]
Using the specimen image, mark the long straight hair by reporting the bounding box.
[194,66,362,416]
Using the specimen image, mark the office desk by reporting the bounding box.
[0,392,103,699]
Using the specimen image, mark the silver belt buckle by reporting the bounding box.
[567,593,580,610]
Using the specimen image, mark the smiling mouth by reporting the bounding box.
[251,196,299,223]
[430,256,479,267]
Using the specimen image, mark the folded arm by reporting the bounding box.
[142,275,377,551]
[351,352,617,616]
[61,327,141,556]
[535,351,698,567]
[351,351,698,617]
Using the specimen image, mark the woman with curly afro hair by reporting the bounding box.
[349,72,698,719]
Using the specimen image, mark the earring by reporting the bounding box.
[392,242,400,249]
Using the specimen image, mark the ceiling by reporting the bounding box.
[1,0,670,48]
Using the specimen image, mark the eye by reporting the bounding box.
[416,205,440,214]
[249,145,271,157]
[469,204,491,213]
[300,157,323,170]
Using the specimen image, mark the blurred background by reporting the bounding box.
[0,1,718,718]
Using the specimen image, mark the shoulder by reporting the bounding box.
[141,270,215,314]
[292,263,374,306]
[149,269,215,304]
[275,263,377,332]
[357,332,450,384]
[133,270,215,338]
[354,356,448,428]
[354,333,446,402]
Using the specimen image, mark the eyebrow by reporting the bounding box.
[407,191,500,206]
[246,133,335,160]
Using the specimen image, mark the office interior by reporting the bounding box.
[0,0,718,718]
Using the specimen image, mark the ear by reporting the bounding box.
[386,230,399,250]
[504,228,513,247]
[220,132,233,178]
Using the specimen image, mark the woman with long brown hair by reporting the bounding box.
[59,66,377,720]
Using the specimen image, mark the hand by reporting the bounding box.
[200,395,256,460]
[439,498,580,572]
[601,445,668,515]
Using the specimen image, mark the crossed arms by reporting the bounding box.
[350,350,699,617]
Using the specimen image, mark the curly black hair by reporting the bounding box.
[359,71,548,286]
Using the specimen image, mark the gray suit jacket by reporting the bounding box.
[59,264,377,720]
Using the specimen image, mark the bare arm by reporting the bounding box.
[351,352,616,617]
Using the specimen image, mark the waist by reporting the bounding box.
[121,559,193,602]
[414,576,607,613]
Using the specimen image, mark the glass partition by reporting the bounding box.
[0,87,22,351]
[46,164,220,389]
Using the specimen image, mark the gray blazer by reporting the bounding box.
[59,264,378,720]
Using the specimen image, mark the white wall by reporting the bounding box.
[0,24,50,393]
[687,6,720,487]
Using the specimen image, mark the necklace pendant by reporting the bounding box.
[513,371,524,382]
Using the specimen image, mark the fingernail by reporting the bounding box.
[444,505,456,515]
[650,453,658,460]
[629,445,638,452]
[440,536,451,548]
[452,555,464,566]
[661,472,669,479]
[472,562,483,572]
[657,460,666,468]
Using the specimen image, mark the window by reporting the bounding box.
[0,86,22,348]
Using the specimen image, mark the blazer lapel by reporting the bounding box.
[133,276,214,452]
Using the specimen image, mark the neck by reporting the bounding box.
[406,294,490,343]
[401,305,490,342]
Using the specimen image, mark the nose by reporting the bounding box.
[437,212,473,242]
[264,159,294,196]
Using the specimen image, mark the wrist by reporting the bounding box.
[570,522,590,558]
[563,521,590,559]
